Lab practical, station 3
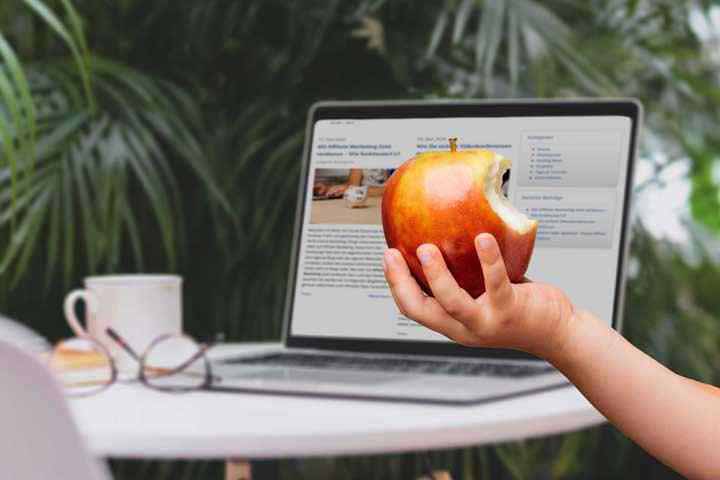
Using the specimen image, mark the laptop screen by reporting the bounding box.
[287,104,636,354]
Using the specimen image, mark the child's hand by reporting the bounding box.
[383,233,576,360]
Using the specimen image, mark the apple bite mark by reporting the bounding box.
[484,153,537,235]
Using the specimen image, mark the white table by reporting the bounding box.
[310,197,382,225]
[69,343,605,460]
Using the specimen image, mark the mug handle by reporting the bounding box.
[63,289,98,338]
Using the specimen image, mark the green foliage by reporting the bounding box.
[0,2,228,292]
[1,0,720,479]
[687,139,720,234]
[0,57,226,287]
[424,0,617,96]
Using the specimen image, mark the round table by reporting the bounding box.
[69,343,605,460]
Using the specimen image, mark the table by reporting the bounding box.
[310,197,382,225]
[69,342,605,462]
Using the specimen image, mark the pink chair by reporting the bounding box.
[0,340,110,480]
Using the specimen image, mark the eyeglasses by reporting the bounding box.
[48,328,216,396]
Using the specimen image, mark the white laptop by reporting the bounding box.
[211,99,642,404]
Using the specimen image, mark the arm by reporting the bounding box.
[347,168,363,186]
[383,234,720,480]
[554,311,720,480]
[324,169,364,197]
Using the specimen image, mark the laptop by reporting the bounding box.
[211,99,642,404]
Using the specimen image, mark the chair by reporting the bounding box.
[0,314,50,353]
[0,340,110,480]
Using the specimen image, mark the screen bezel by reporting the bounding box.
[282,99,641,360]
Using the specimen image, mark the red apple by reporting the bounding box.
[382,138,537,298]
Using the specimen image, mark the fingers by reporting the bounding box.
[383,248,448,322]
[327,184,347,197]
[385,238,520,348]
[383,249,428,316]
[474,234,515,308]
[416,244,480,324]
[383,249,476,344]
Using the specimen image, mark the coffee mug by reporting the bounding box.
[64,275,182,363]
[344,185,368,208]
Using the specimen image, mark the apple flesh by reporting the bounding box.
[382,143,537,298]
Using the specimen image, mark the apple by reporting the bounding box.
[382,138,537,298]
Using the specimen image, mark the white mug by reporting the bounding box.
[344,185,368,208]
[64,275,182,363]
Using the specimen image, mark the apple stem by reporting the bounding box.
[449,137,458,152]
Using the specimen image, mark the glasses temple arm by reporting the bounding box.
[105,328,142,362]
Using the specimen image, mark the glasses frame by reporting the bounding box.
[137,332,214,392]
[53,328,216,396]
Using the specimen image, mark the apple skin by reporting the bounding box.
[382,148,537,298]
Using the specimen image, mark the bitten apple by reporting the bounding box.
[381,138,537,298]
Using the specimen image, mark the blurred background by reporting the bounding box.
[1,0,720,478]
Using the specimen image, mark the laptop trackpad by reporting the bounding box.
[226,367,405,385]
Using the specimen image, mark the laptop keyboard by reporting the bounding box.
[224,353,555,378]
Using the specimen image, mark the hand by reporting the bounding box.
[313,183,329,196]
[383,233,576,360]
[325,184,348,198]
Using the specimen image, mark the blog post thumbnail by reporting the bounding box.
[310,168,394,225]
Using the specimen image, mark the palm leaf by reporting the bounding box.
[0,56,226,285]
[426,6,449,59]
[425,0,618,97]
[452,0,474,45]
[0,33,34,208]
[22,0,94,108]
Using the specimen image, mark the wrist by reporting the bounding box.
[535,305,583,365]
[525,290,577,362]
[544,308,603,370]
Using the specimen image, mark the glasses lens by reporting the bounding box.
[49,338,115,396]
[142,335,208,391]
